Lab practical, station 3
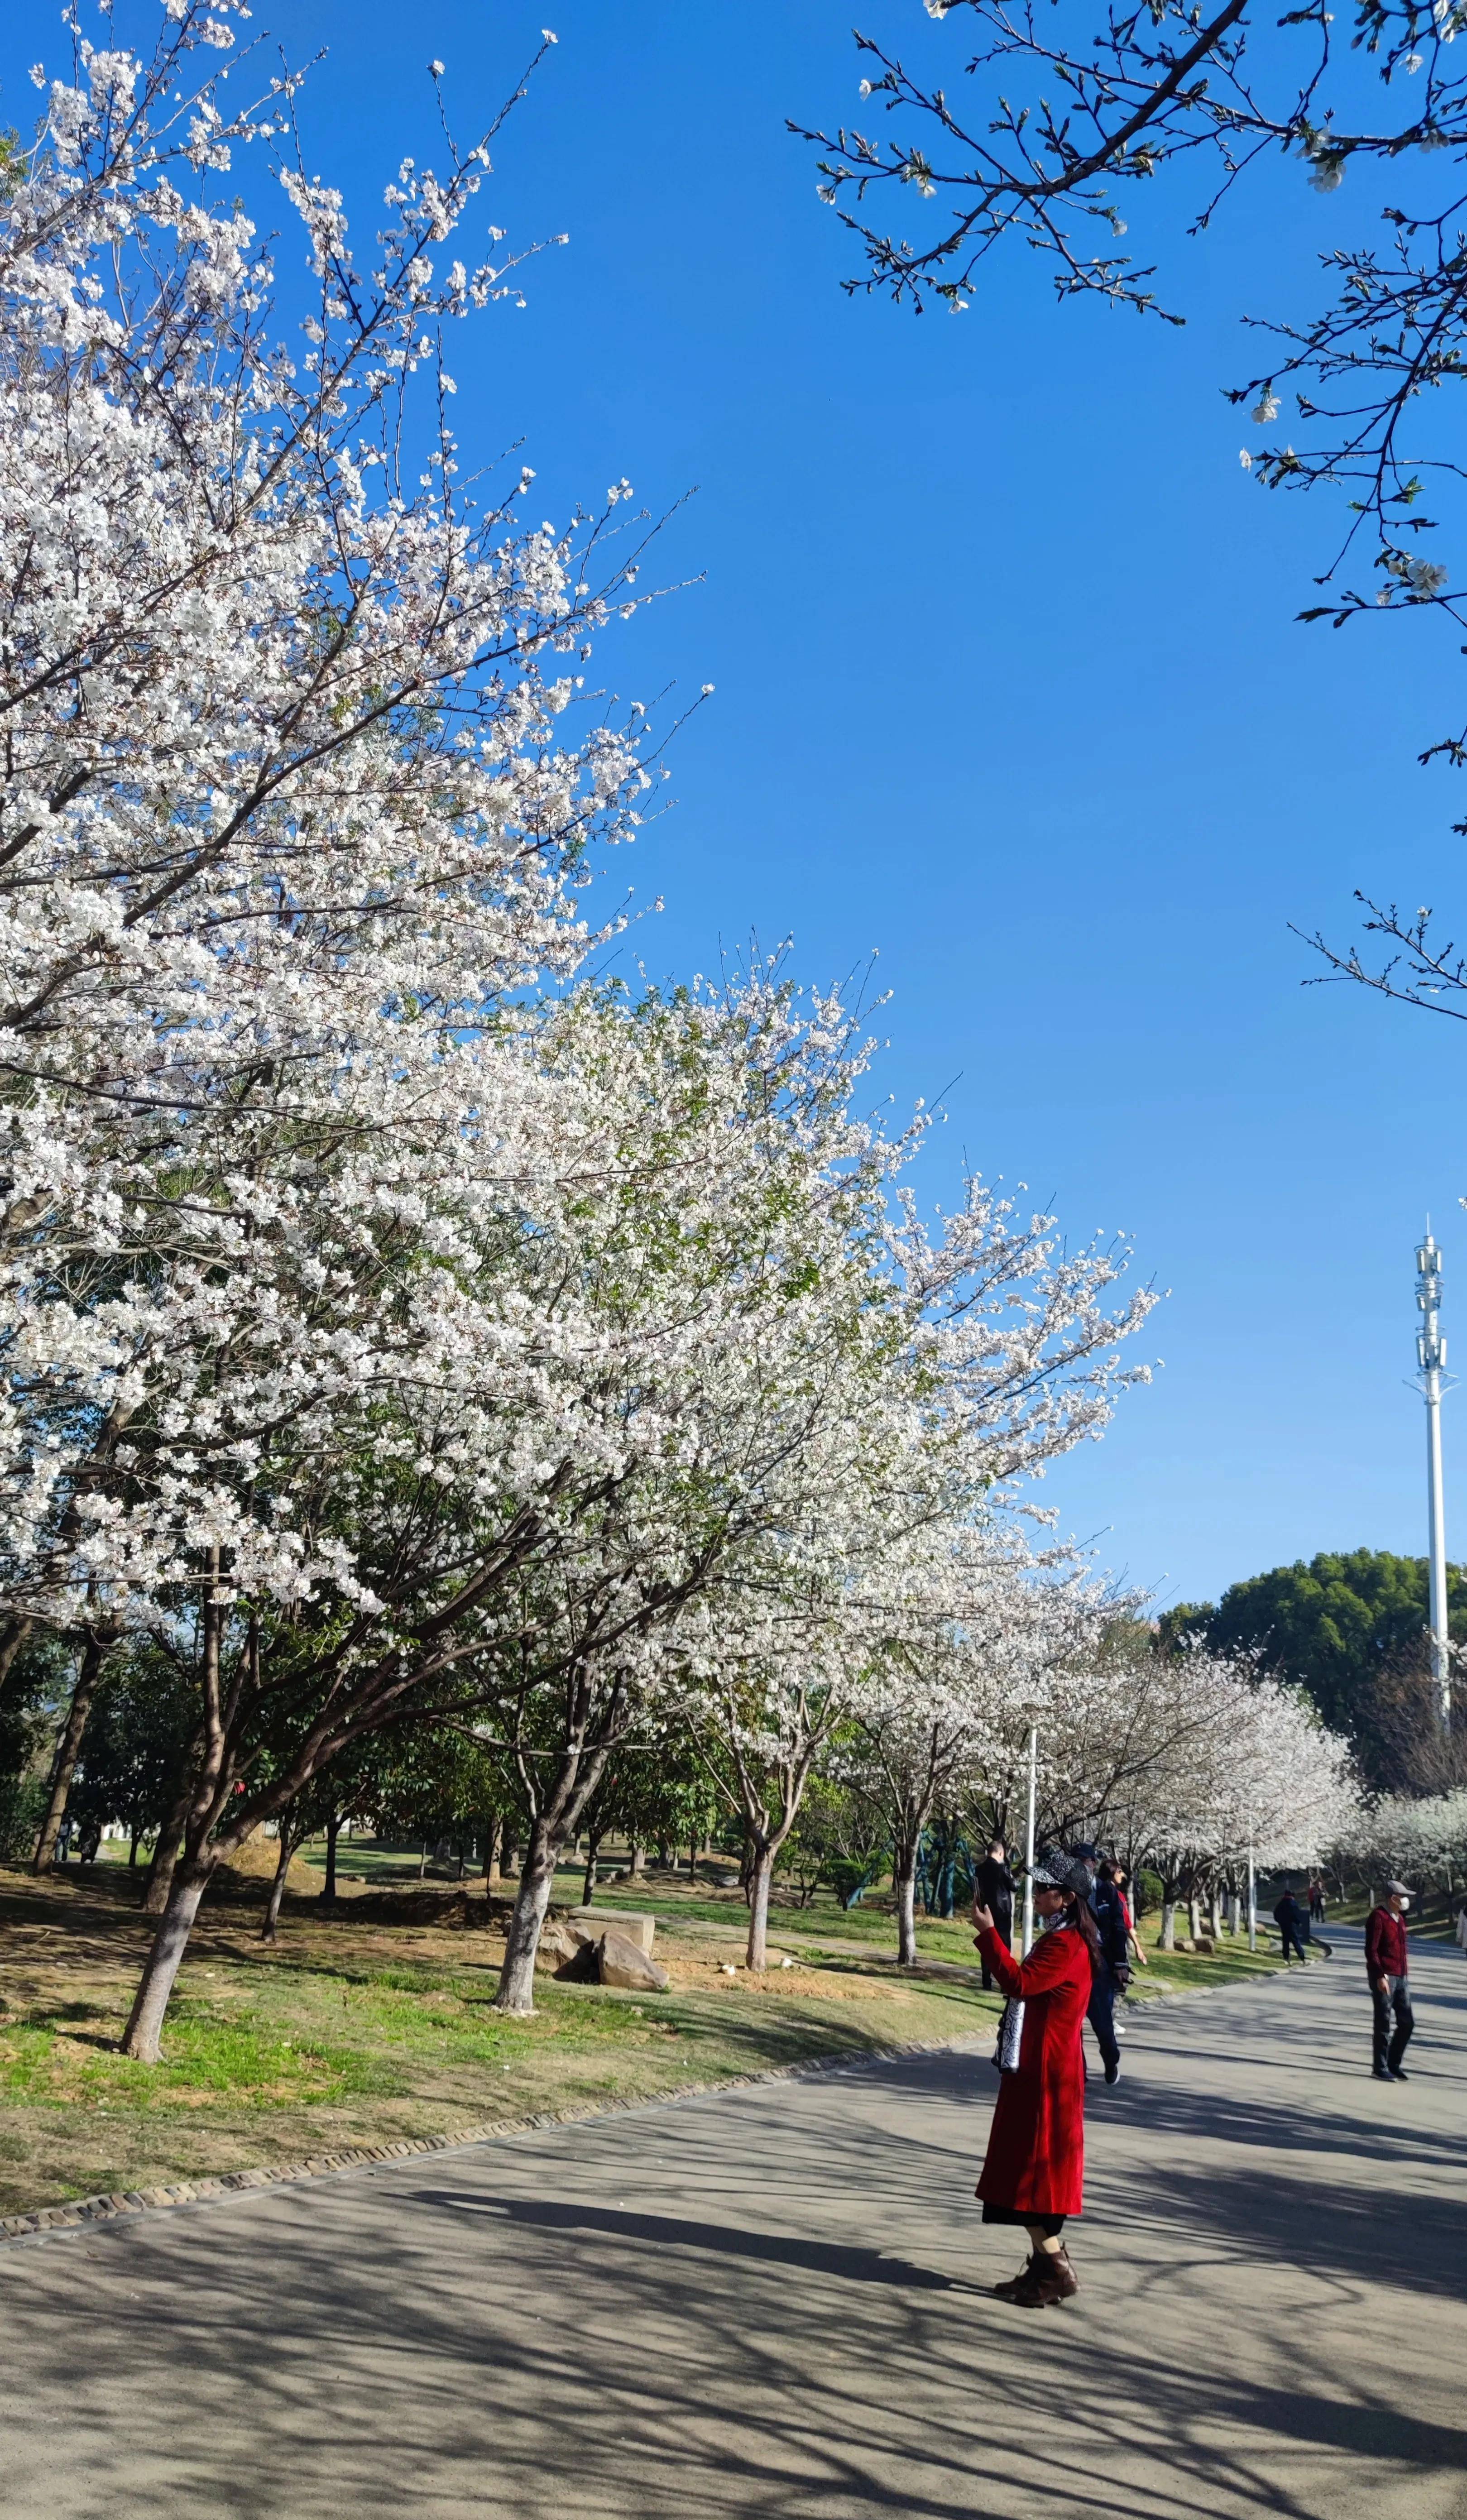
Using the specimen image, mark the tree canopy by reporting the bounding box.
[1165,1549,1467,1786]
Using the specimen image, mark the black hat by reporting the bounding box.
[1028,1849,1093,1901]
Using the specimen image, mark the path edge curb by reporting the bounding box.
[0,2029,992,2250]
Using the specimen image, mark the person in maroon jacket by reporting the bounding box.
[972,1849,1097,2308]
[1366,1881,1414,2081]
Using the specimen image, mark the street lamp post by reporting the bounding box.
[1415,1231,1452,1729]
[1021,1724,1038,1959]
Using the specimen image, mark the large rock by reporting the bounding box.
[598,1931,670,1993]
[567,1907,657,1956]
[537,1919,596,1978]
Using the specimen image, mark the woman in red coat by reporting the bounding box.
[972,1847,1098,2308]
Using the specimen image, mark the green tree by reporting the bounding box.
[1174,1552,1467,1789]
[0,1630,70,1864]
[68,1645,196,1864]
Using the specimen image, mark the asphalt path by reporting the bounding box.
[4,1924,1467,2520]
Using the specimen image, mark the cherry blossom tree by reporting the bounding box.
[845,1532,1110,1964]
[1342,1787,1467,1889]
[691,1177,1157,1972]
[1094,1642,1362,1944]
[0,1,659,1660]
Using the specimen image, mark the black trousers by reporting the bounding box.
[1280,1922,1308,1963]
[981,1911,1013,1990]
[1372,1974,1414,2074]
[1087,1958,1121,2072]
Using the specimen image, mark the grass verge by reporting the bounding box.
[0,1865,1000,2218]
[0,1860,1298,2220]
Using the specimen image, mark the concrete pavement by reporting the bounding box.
[4,1925,1467,2519]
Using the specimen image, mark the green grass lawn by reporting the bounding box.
[0,1863,1002,2219]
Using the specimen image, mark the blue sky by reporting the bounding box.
[12,0,1467,1607]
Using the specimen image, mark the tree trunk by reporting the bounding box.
[128,1826,141,1867]
[1188,1893,1203,1943]
[32,1631,111,1873]
[1160,1897,1177,1951]
[0,1615,32,1693]
[120,1862,213,2061]
[494,1818,561,2014]
[483,1815,502,1887]
[581,1830,603,1910]
[1208,1886,1223,1940]
[418,1840,428,1879]
[321,1813,340,1903]
[144,1744,201,1916]
[893,1841,919,1967]
[261,1825,295,1944]
[503,1838,519,1879]
[629,1843,645,1878]
[746,1844,775,1971]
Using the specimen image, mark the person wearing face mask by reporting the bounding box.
[970,1849,1098,2307]
[1366,1881,1415,2081]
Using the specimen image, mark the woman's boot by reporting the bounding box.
[992,2252,1038,2302]
[1011,2244,1079,2308]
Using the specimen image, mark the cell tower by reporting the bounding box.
[1415,1230,1451,1727]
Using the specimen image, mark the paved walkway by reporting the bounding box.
[5,1927,1467,2519]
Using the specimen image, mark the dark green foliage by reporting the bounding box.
[0,1631,69,1791]
[0,1774,46,1866]
[1155,1603,1214,1658]
[1176,1551,1467,1789]
[0,1631,72,1864]
[345,1728,497,1859]
[1134,1868,1163,1916]
[68,1643,196,1848]
[582,1744,722,1866]
[778,1773,880,1907]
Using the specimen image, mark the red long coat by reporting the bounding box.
[976,1921,1091,2218]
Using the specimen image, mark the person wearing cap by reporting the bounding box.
[971,1849,1098,2308]
[1366,1882,1414,2081]
[1072,1843,1125,2084]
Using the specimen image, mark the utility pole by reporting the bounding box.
[1415,1231,1452,1729]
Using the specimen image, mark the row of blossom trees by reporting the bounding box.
[0,5,1161,2054]
[834,1621,1362,1956]
[0,5,1360,2060]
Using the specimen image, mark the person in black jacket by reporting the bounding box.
[1273,1883,1310,1965]
[1073,1845,1126,2085]
[974,1841,1014,1991]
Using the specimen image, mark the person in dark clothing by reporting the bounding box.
[1366,1882,1414,2080]
[1273,1884,1310,1964]
[1072,1845,1125,2085]
[974,1841,1014,1993]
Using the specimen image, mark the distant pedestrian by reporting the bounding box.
[974,1840,1015,1993]
[972,1848,1096,2307]
[1107,1864,1148,1971]
[1072,1844,1124,2083]
[1273,1884,1309,1965]
[1309,1875,1327,1925]
[1366,1882,1415,2081]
